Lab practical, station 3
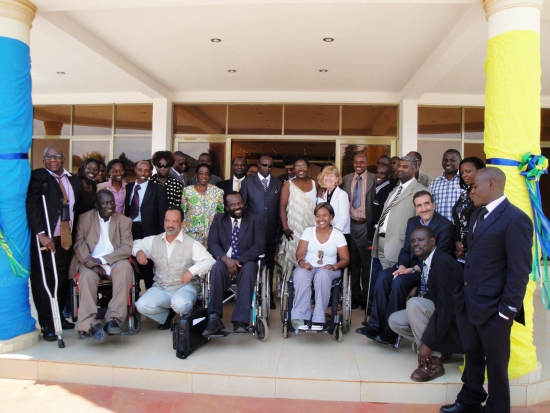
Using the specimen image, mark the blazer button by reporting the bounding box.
[464,281,468,286]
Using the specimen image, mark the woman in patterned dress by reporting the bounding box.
[150,151,184,207]
[181,163,224,247]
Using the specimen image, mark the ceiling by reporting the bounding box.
[28,0,550,105]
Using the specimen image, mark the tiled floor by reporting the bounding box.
[0,285,549,406]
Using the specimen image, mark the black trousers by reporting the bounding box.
[208,260,257,324]
[368,267,420,332]
[30,238,70,328]
[349,223,371,303]
[456,309,512,413]
[131,222,154,290]
[265,242,276,300]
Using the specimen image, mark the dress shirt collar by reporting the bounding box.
[398,177,416,190]
[354,170,369,180]
[257,173,271,185]
[422,247,437,275]
[47,168,71,179]
[375,180,390,194]
[133,179,149,190]
[161,229,184,244]
[484,195,507,217]
[97,212,112,224]
[233,176,245,184]
[420,216,432,226]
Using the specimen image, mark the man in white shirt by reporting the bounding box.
[134,207,215,330]
[217,157,247,193]
[72,190,134,342]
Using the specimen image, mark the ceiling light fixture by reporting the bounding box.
[323,38,334,42]
[319,69,328,73]
[228,69,236,73]
[211,38,221,42]
[56,71,65,75]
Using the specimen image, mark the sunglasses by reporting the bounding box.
[156,164,170,169]
[178,162,188,166]
[44,154,63,160]
[260,163,273,168]
[285,168,294,172]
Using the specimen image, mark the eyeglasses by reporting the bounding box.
[178,162,188,166]
[156,164,170,169]
[260,163,273,168]
[44,154,63,161]
[295,165,308,170]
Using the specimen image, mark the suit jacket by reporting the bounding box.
[368,180,396,241]
[169,167,189,187]
[124,181,168,237]
[342,171,376,230]
[69,210,133,278]
[317,186,350,234]
[396,211,455,269]
[417,170,434,188]
[27,168,81,238]
[454,198,533,325]
[277,173,292,183]
[216,178,244,195]
[372,179,429,263]
[240,174,282,244]
[207,210,266,264]
[420,249,464,354]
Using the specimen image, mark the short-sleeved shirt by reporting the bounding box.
[300,226,348,267]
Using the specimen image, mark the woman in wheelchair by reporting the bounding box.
[291,202,350,330]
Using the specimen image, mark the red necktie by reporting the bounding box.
[130,184,141,220]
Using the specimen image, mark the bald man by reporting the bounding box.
[442,168,533,413]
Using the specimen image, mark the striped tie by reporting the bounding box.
[377,185,403,228]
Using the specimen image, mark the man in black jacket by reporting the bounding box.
[388,226,464,382]
[217,157,247,194]
[27,145,81,341]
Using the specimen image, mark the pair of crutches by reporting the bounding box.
[36,194,65,348]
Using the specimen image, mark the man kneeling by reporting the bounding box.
[204,191,266,336]
[388,227,463,382]
[73,189,133,342]
[134,207,215,329]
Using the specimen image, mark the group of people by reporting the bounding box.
[27,144,533,413]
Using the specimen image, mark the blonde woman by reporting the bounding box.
[317,166,350,236]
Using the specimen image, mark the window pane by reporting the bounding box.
[173,105,227,134]
[284,105,339,136]
[177,142,226,179]
[114,136,152,182]
[115,104,152,134]
[464,143,486,163]
[33,105,71,136]
[542,108,550,142]
[71,140,110,175]
[464,107,484,141]
[417,140,462,178]
[340,144,391,176]
[73,105,113,136]
[228,105,283,135]
[31,138,70,170]
[418,107,461,139]
[342,106,397,136]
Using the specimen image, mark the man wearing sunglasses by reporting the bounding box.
[27,145,81,341]
[277,154,297,183]
[169,151,189,187]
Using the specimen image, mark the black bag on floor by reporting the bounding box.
[172,307,209,359]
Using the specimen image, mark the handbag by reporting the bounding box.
[172,307,209,359]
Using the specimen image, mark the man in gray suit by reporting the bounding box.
[342,153,376,309]
[407,151,434,188]
[170,151,189,186]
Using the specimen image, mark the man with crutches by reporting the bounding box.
[27,145,80,343]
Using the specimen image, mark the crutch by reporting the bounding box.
[36,194,65,348]
[363,254,374,326]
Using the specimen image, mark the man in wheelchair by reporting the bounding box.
[204,191,266,336]
[72,189,133,342]
[133,207,215,330]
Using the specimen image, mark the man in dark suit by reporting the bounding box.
[204,191,266,335]
[240,155,282,308]
[169,151,189,186]
[358,190,455,346]
[342,153,376,309]
[368,163,396,242]
[277,154,297,183]
[124,160,168,290]
[389,227,464,382]
[217,157,247,194]
[442,168,533,413]
[27,145,81,341]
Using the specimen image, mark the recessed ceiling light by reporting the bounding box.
[228,69,236,73]
[323,38,334,42]
[211,38,221,42]
[56,71,65,75]
[319,69,328,73]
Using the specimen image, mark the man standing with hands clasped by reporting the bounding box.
[441,168,533,413]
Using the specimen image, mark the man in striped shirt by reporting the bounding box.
[428,149,462,223]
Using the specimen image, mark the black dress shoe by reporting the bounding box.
[41,325,56,342]
[89,323,106,343]
[157,308,176,330]
[105,319,121,335]
[351,299,361,309]
[202,313,225,337]
[376,327,398,347]
[355,325,380,340]
[61,319,75,330]
[233,321,248,333]
[440,401,481,413]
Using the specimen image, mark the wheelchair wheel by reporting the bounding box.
[261,266,270,326]
[129,312,141,334]
[256,317,268,342]
[336,324,343,343]
[342,268,351,334]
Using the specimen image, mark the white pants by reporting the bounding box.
[136,284,198,324]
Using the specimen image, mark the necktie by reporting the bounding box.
[419,262,428,297]
[378,185,403,228]
[352,176,362,209]
[262,178,268,192]
[231,219,240,259]
[235,179,242,191]
[56,177,72,250]
[474,206,488,233]
[130,184,141,220]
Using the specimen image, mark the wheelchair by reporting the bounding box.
[68,259,140,336]
[280,262,351,342]
[200,255,269,341]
